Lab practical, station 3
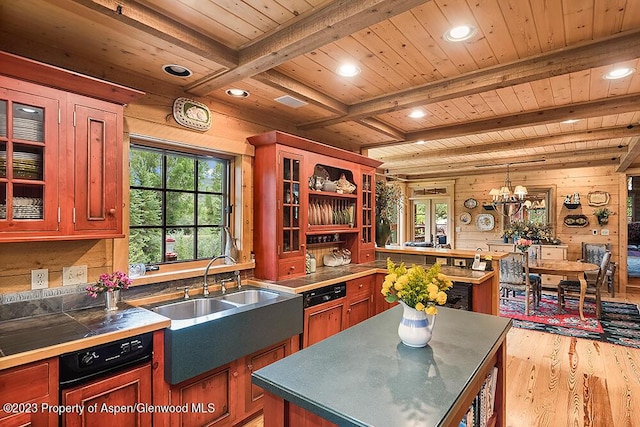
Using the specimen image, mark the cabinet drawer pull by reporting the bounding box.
[359,284,363,288]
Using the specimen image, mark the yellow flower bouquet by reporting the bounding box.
[381,258,453,315]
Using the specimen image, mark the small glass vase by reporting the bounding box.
[398,301,435,348]
[105,289,120,311]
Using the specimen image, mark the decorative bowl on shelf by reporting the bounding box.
[563,202,581,210]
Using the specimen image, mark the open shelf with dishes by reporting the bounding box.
[248,131,382,280]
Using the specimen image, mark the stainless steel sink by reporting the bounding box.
[152,298,239,320]
[146,286,303,385]
[220,289,279,305]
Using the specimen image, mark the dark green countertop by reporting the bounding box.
[0,303,169,370]
[252,307,511,426]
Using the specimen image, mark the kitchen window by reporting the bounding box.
[129,144,230,264]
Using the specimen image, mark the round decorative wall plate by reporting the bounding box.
[476,213,495,231]
[173,97,212,131]
[464,198,478,209]
[459,212,472,225]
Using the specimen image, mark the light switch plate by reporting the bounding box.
[63,265,88,286]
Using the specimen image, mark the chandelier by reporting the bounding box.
[489,164,527,217]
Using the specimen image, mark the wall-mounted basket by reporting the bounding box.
[563,214,589,227]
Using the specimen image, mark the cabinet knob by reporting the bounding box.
[290,266,295,270]
[233,371,239,377]
[359,284,363,288]
[108,208,116,216]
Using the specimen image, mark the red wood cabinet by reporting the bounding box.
[236,339,293,421]
[344,275,374,329]
[0,358,58,427]
[303,297,346,348]
[168,364,235,427]
[247,131,382,281]
[69,96,122,234]
[0,52,143,242]
[61,363,152,427]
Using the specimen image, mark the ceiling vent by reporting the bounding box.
[275,95,308,109]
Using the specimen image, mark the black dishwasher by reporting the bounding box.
[59,332,153,388]
[302,282,346,308]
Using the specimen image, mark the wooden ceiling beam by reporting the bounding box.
[185,0,432,95]
[298,29,640,130]
[404,158,620,181]
[617,136,640,172]
[374,126,640,163]
[362,94,640,149]
[69,0,237,68]
[356,118,406,141]
[252,70,348,115]
[385,146,627,176]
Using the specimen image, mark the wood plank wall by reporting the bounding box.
[454,165,622,287]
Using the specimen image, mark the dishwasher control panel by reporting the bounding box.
[59,332,153,387]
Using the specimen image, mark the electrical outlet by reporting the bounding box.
[454,259,466,267]
[592,229,598,235]
[63,265,88,286]
[31,269,48,289]
[601,229,610,236]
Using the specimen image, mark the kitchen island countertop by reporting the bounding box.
[253,305,511,426]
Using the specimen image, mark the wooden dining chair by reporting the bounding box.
[581,243,616,297]
[558,250,611,319]
[499,252,539,316]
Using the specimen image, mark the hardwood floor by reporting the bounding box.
[241,293,640,427]
[506,292,640,427]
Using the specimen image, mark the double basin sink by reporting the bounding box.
[145,286,303,384]
[152,289,280,321]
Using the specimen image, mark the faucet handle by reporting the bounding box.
[177,286,190,299]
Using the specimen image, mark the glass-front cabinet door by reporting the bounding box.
[361,169,374,246]
[0,85,59,233]
[279,152,303,258]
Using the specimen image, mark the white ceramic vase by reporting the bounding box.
[105,289,120,311]
[398,301,435,347]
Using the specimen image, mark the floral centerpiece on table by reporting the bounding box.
[514,238,533,253]
[85,271,132,298]
[381,258,453,315]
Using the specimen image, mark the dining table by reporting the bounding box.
[528,259,599,320]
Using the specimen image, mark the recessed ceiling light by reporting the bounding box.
[561,119,580,124]
[162,64,193,78]
[415,140,426,145]
[443,25,477,42]
[336,63,361,77]
[226,88,250,98]
[408,110,426,119]
[603,67,635,80]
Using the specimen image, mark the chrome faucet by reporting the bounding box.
[203,255,236,296]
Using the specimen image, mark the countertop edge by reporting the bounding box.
[377,245,510,259]
[0,318,169,371]
[249,265,495,294]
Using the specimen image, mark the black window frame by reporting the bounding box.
[128,143,231,265]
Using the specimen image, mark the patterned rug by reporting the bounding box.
[499,293,640,349]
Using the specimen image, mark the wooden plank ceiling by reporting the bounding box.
[1,0,640,180]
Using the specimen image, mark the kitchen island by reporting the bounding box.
[253,306,511,427]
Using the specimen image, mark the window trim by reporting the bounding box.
[128,141,233,266]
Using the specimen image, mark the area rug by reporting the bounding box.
[499,293,640,349]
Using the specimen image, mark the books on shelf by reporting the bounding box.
[459,366,499,427]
